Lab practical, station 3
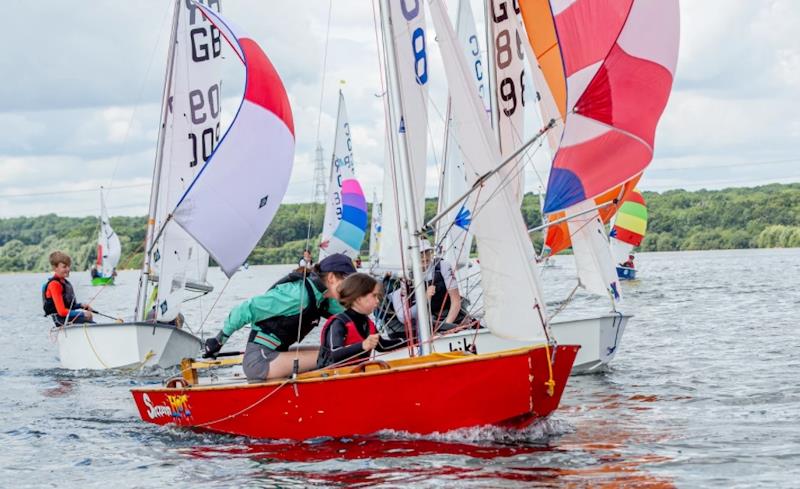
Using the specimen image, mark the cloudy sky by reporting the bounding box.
[0,0,798,218]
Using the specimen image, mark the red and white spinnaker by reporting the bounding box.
[174,3,295,277]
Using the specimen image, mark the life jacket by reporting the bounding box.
[427,260,450,319]
[42,276,76,317]
[320,311,377,348]
[405,260,449,313]
[248,272,330,351]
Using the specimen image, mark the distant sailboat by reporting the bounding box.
[319,91,368,260]
[367,190,381,267]
[92,188,121,286]
[611,189,648,280]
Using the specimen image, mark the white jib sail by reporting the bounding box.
[378,136,405,270]
[174,2,295,278]
[98,190,121,277]
[151,0,221,321]
[388,0,428,226]
[566,200,623,307]
[489,0,526,205]
[320,91,357,258]
[429,0,547,342]
[439,0,487,280]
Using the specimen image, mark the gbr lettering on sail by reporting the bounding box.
[180,0,222,168]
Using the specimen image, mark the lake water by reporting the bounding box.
[2,249,799,487]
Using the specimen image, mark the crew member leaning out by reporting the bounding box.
[204,253,356,381]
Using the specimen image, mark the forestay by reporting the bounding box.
[428,0,548,342]
[173,3,295,278]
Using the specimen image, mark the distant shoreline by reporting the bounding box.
[1,183,799,274]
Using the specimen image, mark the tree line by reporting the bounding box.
[1,183,799,273]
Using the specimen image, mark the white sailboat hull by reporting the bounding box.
[55,322,202,370]
[382,314,629,374]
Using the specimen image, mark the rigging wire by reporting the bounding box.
[292,0,335,374]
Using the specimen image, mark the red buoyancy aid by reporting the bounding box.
[320,311,377,348]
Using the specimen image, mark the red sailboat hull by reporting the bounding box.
[131,345,578,440]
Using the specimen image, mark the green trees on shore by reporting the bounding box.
[1,183,799,273]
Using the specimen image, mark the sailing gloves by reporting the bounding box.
[203,331,228,358]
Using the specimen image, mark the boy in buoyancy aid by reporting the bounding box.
[42,251,95,326]
[203,253,356,381]
[317,273,404,369]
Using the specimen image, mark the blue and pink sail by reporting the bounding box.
[320,91,367,259]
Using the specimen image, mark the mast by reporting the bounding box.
[378,0,433,355]
[135,0,181,320]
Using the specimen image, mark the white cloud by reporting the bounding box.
[1,0,799,218]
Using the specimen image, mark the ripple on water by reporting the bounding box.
[3,253,800,488]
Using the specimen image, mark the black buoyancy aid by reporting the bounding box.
[249,271,329,351]
[42,276,76,317]
[405,260,449,317]
[320,311,377,348]
[427,260,450,317]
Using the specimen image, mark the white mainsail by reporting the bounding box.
[150,0,221,321]
[488,0,527,205]
[565,201,623,306]
[97,189,121,277]
[429,0,547,342]
[377,2,429,271]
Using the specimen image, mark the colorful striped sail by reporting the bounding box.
[323,179,368,257]
[320,91,366,259]
[610,189,647,263]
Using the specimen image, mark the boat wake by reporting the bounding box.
[376,416,574,446]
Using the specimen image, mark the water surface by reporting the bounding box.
[2,249,799,487]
